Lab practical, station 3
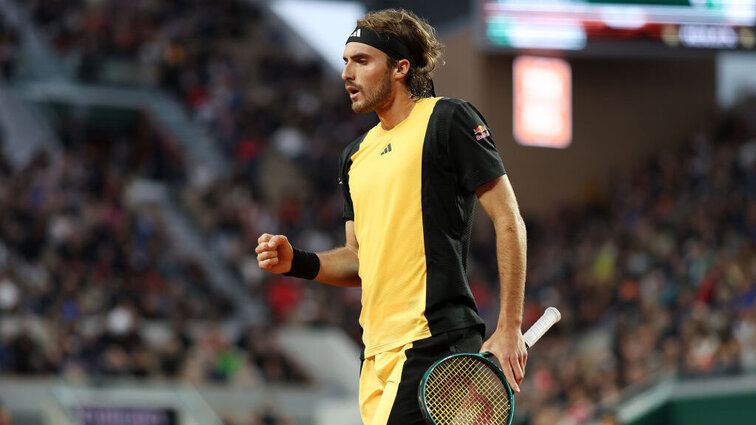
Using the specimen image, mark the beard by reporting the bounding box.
[350,71,393,113]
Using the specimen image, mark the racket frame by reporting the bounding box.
[417,352,515,425]
[417,307,561,425]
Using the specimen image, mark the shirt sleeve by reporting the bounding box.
[338,140,358,222]
[447,101,506,193]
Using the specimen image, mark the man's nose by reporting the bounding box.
[342,62,353,82]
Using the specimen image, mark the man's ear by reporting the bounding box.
[394,58,410,80]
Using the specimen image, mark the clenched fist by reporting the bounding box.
[255,233,294,274]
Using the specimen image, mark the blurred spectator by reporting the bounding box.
[0,21,20,81]
[0,399,13,425]
[247,404,292,425]
[598,413,621,425]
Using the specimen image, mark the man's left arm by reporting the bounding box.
[475,174,527,393]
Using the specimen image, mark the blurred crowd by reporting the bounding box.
[1,1,753,425]
[0,111,306,387]
[514,107,756,424]
[26,0,257,90]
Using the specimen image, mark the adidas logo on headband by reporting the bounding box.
[350,28,361,38]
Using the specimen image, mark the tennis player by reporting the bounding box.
[256,9,527,425]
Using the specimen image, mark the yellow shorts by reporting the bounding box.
[359,342,413,425]
[358,327,483,425]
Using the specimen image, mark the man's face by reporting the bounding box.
[342,42,394,113]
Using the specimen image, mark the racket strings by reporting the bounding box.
[423,357,511,425]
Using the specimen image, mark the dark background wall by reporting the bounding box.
[361,0,473,31]
[435,30,717,215]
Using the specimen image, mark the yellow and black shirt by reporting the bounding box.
[338,97,505,358]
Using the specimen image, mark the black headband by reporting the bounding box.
[346,26,417,67]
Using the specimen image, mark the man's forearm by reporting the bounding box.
[493,213,527,331]
[315,246,361,287]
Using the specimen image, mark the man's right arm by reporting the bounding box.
[256,220,360,287]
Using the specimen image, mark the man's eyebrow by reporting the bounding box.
[344,53,369,61]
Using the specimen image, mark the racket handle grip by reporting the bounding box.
[523,307,561,349]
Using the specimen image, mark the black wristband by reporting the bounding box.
[283,247,321,280]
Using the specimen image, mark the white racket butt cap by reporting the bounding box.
[523,307,561,348]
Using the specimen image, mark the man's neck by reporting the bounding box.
[376,88,417,131]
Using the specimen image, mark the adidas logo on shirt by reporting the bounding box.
[380,143,392,155]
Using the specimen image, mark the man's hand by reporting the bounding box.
[480,327,527,393]
[256,233,294,274]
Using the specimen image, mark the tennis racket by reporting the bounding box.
[418,307,561,425]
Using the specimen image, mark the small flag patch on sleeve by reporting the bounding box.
[474,125,491,140]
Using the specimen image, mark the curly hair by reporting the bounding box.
[357,9,444,98]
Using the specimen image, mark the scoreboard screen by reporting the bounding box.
[479,0,756,55]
